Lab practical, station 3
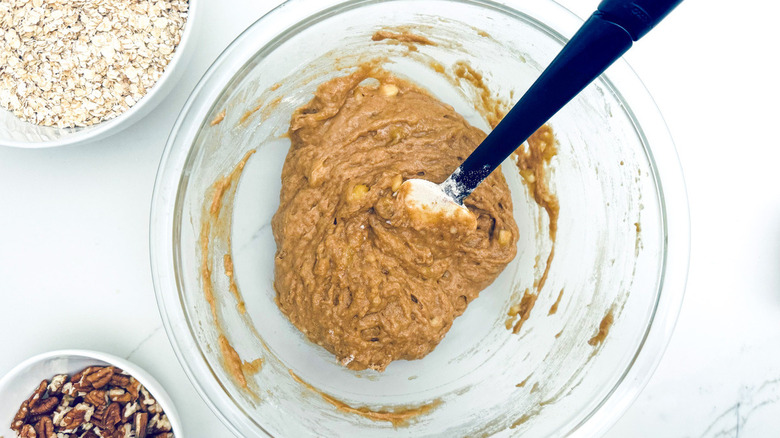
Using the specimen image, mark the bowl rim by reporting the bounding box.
[0,0,200,149]
[0,349,183,435]
[149,0,690,436]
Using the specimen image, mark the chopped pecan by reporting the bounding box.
[59,394,74,408]
[82,430,100,438]
[29,396,59,416]
[85,390,108,408]
[150,433,174,438]
[19,424,37,437]
[122,402,140,421]
[51,406,72,428]
[79,402,95,422]
[34,417,56,438]
[47,375,68,395]
[61,382,78,397]
[147,402,163,414]
[134,412,148,438]
[138,387,156,410]
[112,422,133,438]
[147,414,172,433]
[121,377,141,400]
[108,388,133,404]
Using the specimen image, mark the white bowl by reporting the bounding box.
[0,0,199,148]
[0,350,182,436]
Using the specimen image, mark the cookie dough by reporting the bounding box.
[272,66,518,371]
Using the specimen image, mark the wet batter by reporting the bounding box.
[272,66,518,371]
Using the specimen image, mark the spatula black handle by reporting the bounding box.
[443,0,683,204]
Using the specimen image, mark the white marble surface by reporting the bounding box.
[1,0,778,436]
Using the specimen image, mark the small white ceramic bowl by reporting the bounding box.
[0,0,199,148]
[0,350,182,437]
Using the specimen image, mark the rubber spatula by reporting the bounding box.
[403,0,683,207]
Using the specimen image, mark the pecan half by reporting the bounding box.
[109,374,131,389]
[71,366,100,385]
[85,367,115,389]
[91,405,107,425]
[34,417,56,438]
[26,380,48,410]
[29,396,59,416]
[59,405,87,430]
[95,402,122,431]
[11,399,29,431]
[85,390,108,408]
[19,424,37,438]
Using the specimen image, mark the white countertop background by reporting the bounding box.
[2,0,779,436]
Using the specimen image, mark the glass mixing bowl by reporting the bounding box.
[150,0,689,436]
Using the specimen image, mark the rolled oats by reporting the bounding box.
[0,0,189,128]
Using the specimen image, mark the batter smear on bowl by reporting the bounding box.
[272,65,519,371]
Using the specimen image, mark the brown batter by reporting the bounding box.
[199,150,263,395]
[272,66,518,371]
[587,308,615,347]
[288,370,441,426]
[506,125,560,334]
[371,30,435,46]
